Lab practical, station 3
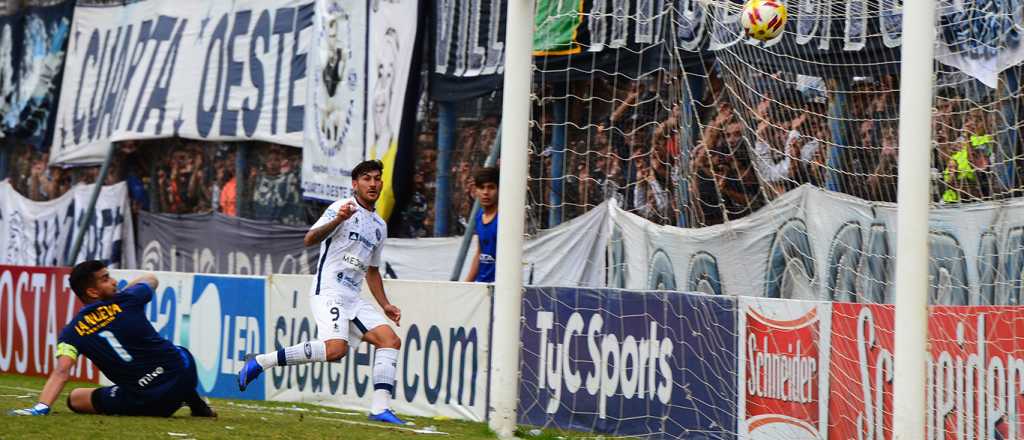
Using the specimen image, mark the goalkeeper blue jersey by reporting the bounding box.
[58,283,185,395]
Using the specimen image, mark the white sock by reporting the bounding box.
[371,348,399,414]
[255,341,327,368]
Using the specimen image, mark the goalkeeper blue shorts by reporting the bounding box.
[91,347,199,417]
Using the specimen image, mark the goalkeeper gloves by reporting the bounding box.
[8,402,50,416]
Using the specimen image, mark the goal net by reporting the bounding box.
[518,0,1024,438]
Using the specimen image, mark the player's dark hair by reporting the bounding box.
[69,260,106,302]
[474,167,499,187]
[352,160,384,179]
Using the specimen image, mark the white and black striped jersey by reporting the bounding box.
[308,197,387,318]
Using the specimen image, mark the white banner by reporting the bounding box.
[50,0,313,165]
[613,184,1024,304]
[266,275,492,421]
[382,236,470,281]
[366,0,417,161]
[302,0,366,201]
[523,201,610,286]
[382,201,610,286]
[0,180,135,267]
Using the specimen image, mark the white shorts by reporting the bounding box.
[310,296,389,343]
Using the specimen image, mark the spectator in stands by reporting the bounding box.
[410,138,438,236]
[609,82,658,189]
[867,125,899,202]
[845,119,881,200]
[161,144,209,214]
[455,159,475,223]
[27,160,71,202]
[611,80,658,129]
[701,100,736,152]
[9,144,35,196]
[72,166,100,185]
[942,110,993,203]
[465,167,499,283]
[934,95,958,149]
[458,124,480,158]
[653,103,683,161]
[633,156,670,222]
[26,153,52,201]
[401,170,429,237]
[103,153,122,186]
[413,132,437,190]
[588,124,616,192]
[752,115,793,198]
[117,141,150,214]
[708,117,763,221]
[478,125,498,159]
[249,144,304,225]
[788,113,829,188]
[831,81,887,200]
[212,147,237,216]
[689,141,725,226]
[963,109,996,194]
[423,207,435,236]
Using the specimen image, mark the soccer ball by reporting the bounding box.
[740,0,787,41]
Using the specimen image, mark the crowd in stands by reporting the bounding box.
[519,68,1015,228]
[2,65,1018,235]
[3,138,318,227]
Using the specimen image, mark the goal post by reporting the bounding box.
[502,0,1024,437]
[893,0,939,438]
[489,0,535,437]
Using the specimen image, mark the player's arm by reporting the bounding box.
[127,272,159,290]
[9,346,76,415]
[304,201,356,247]
[464,245,481,282]
[38,353,76,407]
[366,266,401,326]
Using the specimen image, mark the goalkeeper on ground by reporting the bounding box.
[237,160,406,425]
[8,261,215,418]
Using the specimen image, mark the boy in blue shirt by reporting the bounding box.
[9,260,214,418]
[465,167,499,283]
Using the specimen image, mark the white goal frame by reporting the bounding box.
[489,0,535,438]
[893,0,939,439]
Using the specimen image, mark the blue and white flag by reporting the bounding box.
[0,0,72,147]
[0,180,135,268]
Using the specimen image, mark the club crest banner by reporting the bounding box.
[302,0,366,202]
[50,0,314,165]
[302,0,419,216]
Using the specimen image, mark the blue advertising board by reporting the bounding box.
[189,275,266,400]
[518,287,738,438]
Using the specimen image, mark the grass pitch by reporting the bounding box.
[0,373,575,439]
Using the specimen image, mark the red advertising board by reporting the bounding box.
[830,303,1024,439]
[0,265,99,382]
[740,298,828,439]
[829,303,895,439]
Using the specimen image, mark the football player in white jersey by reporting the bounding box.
[237,160,406,424]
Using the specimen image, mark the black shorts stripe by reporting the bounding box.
[352,317,368,334]
[314,238,332,295]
